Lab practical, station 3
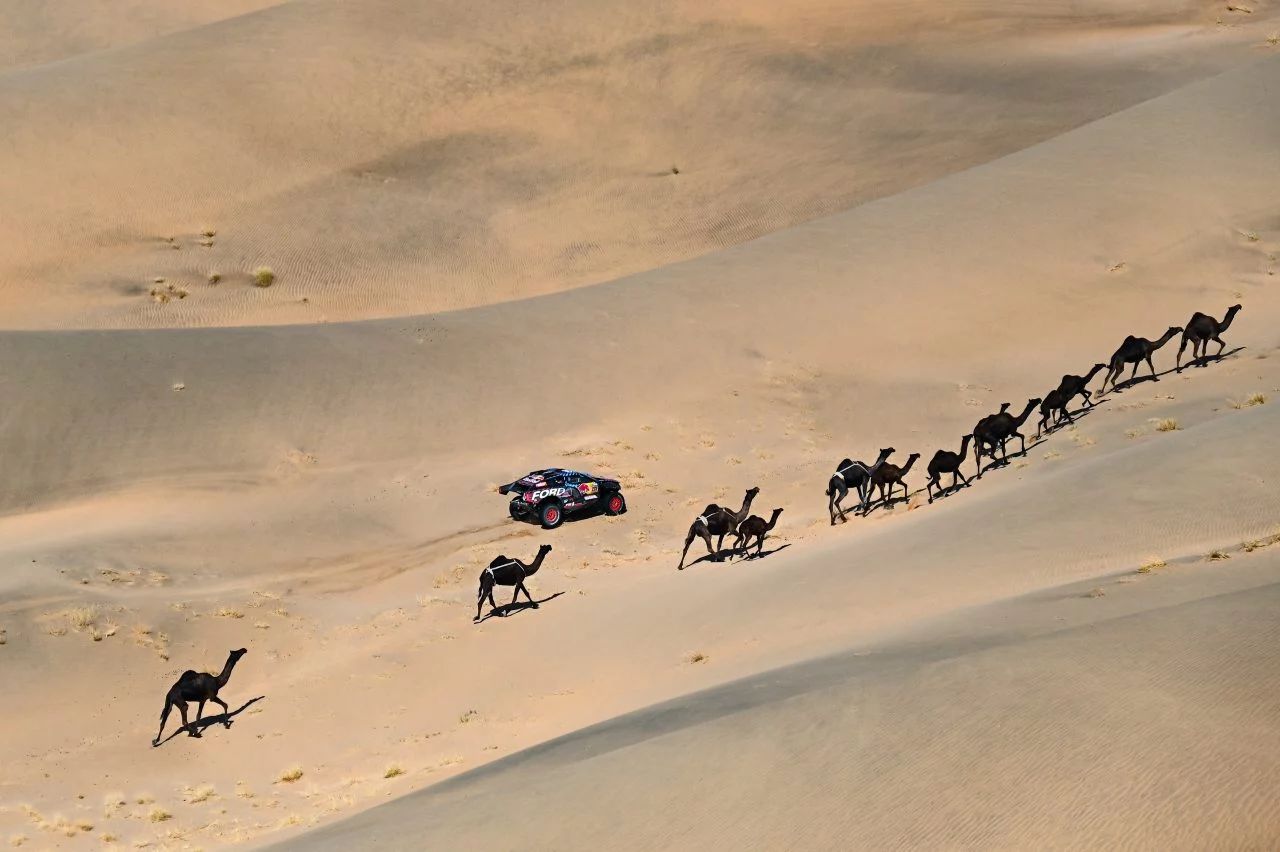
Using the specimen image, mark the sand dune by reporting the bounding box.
[269,560,1280,852]
[0,0,1271,328]
[3,3,1280,851]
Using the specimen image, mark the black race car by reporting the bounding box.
[497,468,627,529]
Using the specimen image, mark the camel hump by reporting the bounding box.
[700,504,721,517]
[178,669,201,682]
[836,458,853,470]
[488,555,510,569]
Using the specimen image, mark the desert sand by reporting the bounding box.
[2,1,1280,850]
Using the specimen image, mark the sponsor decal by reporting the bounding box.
[578,482,599,495]
[524,487,570,503]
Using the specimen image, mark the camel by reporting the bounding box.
[925,434,973,503]
[677,487,760,570]
[868,452,921,509]
[1176,304,1242,371]
[733,508,784,559]
[969,402,1009,474]
[974,397,1040,475]
[153,648,248,746]
[825,447,895,524]
[474,544,553,621]
[1036,364,1105,438]
[1103,326,1183,392]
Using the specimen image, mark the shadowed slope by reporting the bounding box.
[265,558,1280,851]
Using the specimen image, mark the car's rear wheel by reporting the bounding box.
[539,501,565,529]
[509,502,523,521]
[603,493,627,516]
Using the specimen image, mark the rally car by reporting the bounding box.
[497,468,628,529]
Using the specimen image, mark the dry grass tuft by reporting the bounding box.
[215,607,245,619]
[1084,587,1106,598]
[1242,533,1280,552]
[458,709,478,724]
[253,266,275,287]
[277,767,304,784]
[68,606,98,630]
[147,807,171,823]
[1205,550,1231,562]
[8,835,26,847]
[1152,418,1180,432]
[102,793,126,818]
[1137,557,1167,574]
[688,652,708,663]
[208,271,222,285]
[1124,427,1143,439]
[183,784,216,804]
[384,765,405,779]
[0,628,7,646]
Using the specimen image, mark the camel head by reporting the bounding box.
[876,447,896,461]
[230,648,248,660]
[745,487,761,500]
[537,544,553,555]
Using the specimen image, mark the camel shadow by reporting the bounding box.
[153,696,266,748]
[731,542,793,562]
[976,435,1048,478]
[1180,345,1245,371]
[1109,347,1244,392]
[476,591,566,624]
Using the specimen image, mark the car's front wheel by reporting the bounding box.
[603,493,627,516]
[539,500,565,529]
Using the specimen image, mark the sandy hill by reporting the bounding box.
[0,0,1270,329]
[2,2,1280,851]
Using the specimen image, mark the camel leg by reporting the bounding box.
[179,702,199,738]
[1145,353,1158,381]
[515,581,538,608]
[677,526,699,570]
[212,696,232,728]
[756,534,766,558]
[1214,336,1226,358]
[926,475,937,503]
[829,481,846,525]
[1176,337,1189,372]
[486,586,500,616]
[474,578,491,621]
[155,698,176,745]
[1082,389,1094,408]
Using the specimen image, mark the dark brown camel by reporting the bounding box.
[733,508,784,559]
[677,487,759,570]
[1176,304,1242,371]
[1036,363,1106,439]
[1103,326,1183,392]
[474,544,553,621]
[826,447,895,523]
[974,397,1040,475]
[153,648,247,746]
[869,453,921,509]
[969,402,1009,475]
[925,434,972,503]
